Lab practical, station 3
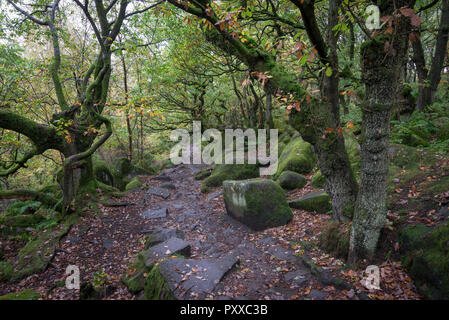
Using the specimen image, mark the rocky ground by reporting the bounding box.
[0,164,424,300]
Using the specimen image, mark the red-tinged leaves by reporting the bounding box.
[409,32,420,43]
[410,14,422,27]
[400,7,415,17]
[251,71,271,89]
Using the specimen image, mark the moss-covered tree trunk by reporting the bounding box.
[1,0,127,211]
[349,1,415,264]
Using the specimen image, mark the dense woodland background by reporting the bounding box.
[0,0,448,300]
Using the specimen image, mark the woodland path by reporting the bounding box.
[1,164,372,300]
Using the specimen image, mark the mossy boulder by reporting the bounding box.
[319,221,350,259]
[311,171,325,188]
[275,137,316,176]
[222,178,293,231]
[125,177,143,191]
[399,222,449,299]
[289,191,331,214]
[0,289,41,300]
[201,164,259,193]
[277,171,307,190]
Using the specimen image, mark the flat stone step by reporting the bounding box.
[147,187,171,199]
[140,228,184,247]
[267,245,298,263]
[140,208,167,219]
[153,174,172,181]
[144,237,191,267]
[158,254,239,299]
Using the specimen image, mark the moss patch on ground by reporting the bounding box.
[0,221,72,283]
[0,289,41,300]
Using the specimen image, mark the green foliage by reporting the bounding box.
[92,269,110,288]
[5,200,41,216]
[391,106,449,153]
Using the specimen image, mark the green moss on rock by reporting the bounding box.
[276,137,316,176]
[125,177,143,191]
[122,271,147,294]
[399,222,449,299]
[222,178,293,231]
[289,191,331,214]
[277,171,307,190]
[201,164,259,193]
[143,266,174,300]
[311,171,325,188]
[3,222,72,282]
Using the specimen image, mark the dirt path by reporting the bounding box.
[0,164,421,300]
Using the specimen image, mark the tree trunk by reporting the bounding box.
[265,90,274,130]
[349,1,414,264]
[414,0,449,110]
[425,0,449,106]
[412,35,430,111]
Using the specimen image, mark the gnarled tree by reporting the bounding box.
[0,0,162,210]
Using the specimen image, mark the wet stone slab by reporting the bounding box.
[144,237,191,267]
[139,228,185,247]
[158,254,240,299]
[140,208,167,219]
[267,245,298,263]
[147,187,171,199]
